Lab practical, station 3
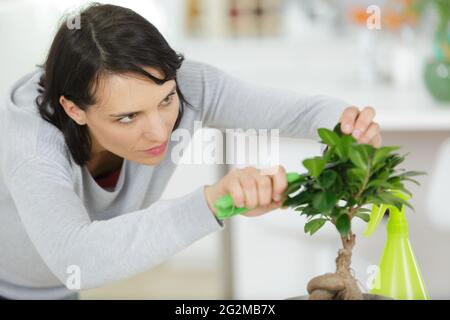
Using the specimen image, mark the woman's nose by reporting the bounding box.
[142,114,167,140]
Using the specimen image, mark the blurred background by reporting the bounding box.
[1,0,450,299]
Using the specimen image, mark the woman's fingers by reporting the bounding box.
[359,122,380,145]
[232,166,289,214]
[352,106,376,140]
[369,133,383,148]
[339,106,381,148]
[255,174,273,207]
[240,173,258,209]
[270,165,288,202]
[211,165,290,218]
[207,166,289,216]
[339,106,359,134]
[228,178,246,208]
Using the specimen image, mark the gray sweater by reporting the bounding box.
[0,59,348,299]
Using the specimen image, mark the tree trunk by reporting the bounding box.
[307,232,364,300]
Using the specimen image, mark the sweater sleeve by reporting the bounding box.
[7,156,223,291]
[178,59,350,141]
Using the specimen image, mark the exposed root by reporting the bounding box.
[307,273,344,300]
[307,233,364,300]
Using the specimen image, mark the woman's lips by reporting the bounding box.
[142,141,168,156]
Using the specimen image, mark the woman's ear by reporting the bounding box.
[59,95,86,125]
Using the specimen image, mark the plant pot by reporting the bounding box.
[286,293,393,300]
[423,59,450,102]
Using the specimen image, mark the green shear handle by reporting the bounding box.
[213,172,301,220]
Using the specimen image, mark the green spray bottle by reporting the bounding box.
[363,190,430,300]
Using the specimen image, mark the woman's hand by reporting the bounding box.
[204,165,289,218]
[339,106,382,148]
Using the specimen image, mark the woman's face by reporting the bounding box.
[62,67,179,166]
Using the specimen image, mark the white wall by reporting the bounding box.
[0,0,171,94]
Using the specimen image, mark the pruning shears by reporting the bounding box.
[213,172,302,220]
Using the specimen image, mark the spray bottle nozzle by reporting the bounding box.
[363,190,409,238]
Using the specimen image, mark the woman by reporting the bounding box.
[0,3,381,300]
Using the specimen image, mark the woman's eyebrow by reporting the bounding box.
[109,84,177,117]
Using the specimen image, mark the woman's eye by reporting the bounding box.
[161,93,175,106]
[118,113,137,124]
[117,93,175,125]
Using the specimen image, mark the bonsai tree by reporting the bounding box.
[281,123,425,300]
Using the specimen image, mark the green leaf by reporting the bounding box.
[344,195,358,207]
[296,204,321,216]
[395,185,413,197]
[319,170,338,189]
[303,157,326,178]
[330,172,344,193]
[389,172,422,186]
[356,207,372,214]
[398,171,427,178]
[283,190,313,207]
[366,179,392,189]
[335,135,355,161]
[335,214,351,236]
[390,154,407,167]
[312,191,339,213]
[355,211,370,222]
[349,144,373,170]
[347,168,367,184]
[332,206,351,219]
[373,192,415,212]
[318,128,340,147]
[322,146,335,163]
[388,176,401,184]
[304,218,327,235]
[332,122,344,136]
[371,161,386,174]
[284,176,308,195]
[284,182,302,196]
[403,177,421,186]
[372,146,401,166]
[373,167,391,180]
